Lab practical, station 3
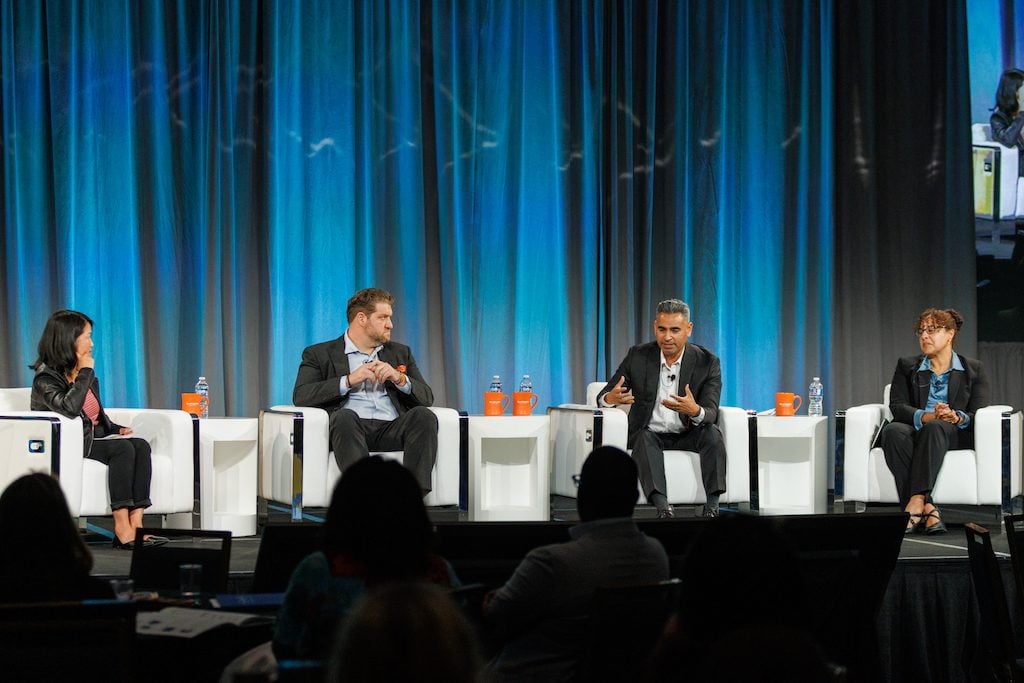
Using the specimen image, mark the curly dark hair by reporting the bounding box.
[30,309,93,375]
[915,308,964,345]
[995,69,1024,116]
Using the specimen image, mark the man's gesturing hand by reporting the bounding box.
[605,376,634,405]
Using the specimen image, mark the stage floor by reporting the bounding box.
[86,497,1012,580]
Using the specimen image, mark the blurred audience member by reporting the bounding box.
[328,582,482,683]
[0,472,113,602]
[484,446,669,681]
[272,455,458,661]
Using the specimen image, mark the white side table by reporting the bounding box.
[756,416,828,514]
[198,417,258,536]
[468,415,550,521]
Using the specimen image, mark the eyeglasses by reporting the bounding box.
[915,326,948,338]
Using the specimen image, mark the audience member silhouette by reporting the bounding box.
[483,446,669,681]
[0,472,113,603]
[328,582,482,683]
[273,455,458,661]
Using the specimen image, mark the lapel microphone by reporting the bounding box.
[668,374,677,382]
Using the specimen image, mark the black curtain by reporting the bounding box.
[833,0,975,410]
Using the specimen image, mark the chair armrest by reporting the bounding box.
[0,411,86,513]
[106,409,198,512]
[841,403,887,502]
[974,406,1021,503]
[717,407,752,503]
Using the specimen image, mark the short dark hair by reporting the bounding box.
[346,288,395,323]
[656,299,690,320]
[915,308,964,345]
[995,69,1024,116]
[577,446,639,521]
[30,309,93,375]
[321,456,435,582]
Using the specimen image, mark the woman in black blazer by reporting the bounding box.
[990,68,1024,177]
[30,310,154,549]
[879,309,989,535]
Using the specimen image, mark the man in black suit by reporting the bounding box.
[597,299,726,518]
[292,288,437,493]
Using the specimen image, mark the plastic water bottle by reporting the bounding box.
[519,374,533,393]
[808,376,823,417]
[489,375,502,393]
[195,376,210,419]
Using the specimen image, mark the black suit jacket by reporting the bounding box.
[597,342,722,444]
[888,353,989,434]
[292,335,433,416]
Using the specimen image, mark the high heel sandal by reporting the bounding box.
[905,512,925,535]
[922,508,947,535]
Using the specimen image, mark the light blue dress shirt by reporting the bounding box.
[913,355,970,430]
[337,333,412,421]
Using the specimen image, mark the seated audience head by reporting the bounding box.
[322,455,434,583]
[30,309,93,374]
[577,446,639,521]
[994,68,1024,116]
[0,472,93,601]
[328,582,482,683]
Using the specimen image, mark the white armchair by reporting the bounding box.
[259,405,462,520]
[837,385,1023,512]
[0,387,197,520]
[548,382,755,506]
[972,122,1024,220]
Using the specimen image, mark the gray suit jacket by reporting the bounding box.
[291,336,433,415]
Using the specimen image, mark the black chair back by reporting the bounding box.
[130,527,232,593]
[1003,514,1024,608]
[965,522,1023,682]
[577,578,680,682]
[251,522,323,593]
[0,599,137,682]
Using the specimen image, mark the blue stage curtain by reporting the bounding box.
[1,0,832,416]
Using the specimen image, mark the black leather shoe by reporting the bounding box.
[905,512,924,535]
[657,506,675,519]
[112,538,135,550]
[924,510,947,535]
[702,505,720,518]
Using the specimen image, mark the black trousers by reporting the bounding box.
[881,420,962,506]
[328,406,438,493]
[88,437,153,510]
[630,425,727,500]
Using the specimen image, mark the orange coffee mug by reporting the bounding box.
[512,391,539,416]
[775,392,802,416]
[483,391,511,416]
[181,392,204,416]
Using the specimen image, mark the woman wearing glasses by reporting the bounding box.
[879,309,989,535]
